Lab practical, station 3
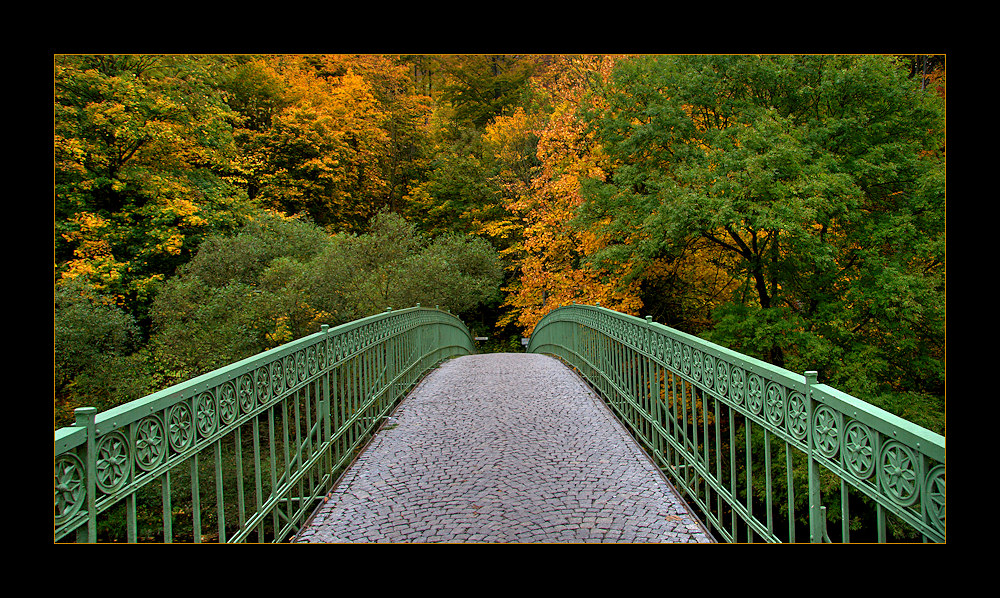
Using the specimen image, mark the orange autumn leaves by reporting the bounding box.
[485,56,643,334]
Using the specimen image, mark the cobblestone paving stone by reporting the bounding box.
[294,353,714,544]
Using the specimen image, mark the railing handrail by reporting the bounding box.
[528,303,945,543]
[55,306,469,451]
[54,305,476,543]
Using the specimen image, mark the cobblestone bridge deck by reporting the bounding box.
[294,353,713,544]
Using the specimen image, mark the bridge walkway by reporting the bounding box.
[294,352,713,544]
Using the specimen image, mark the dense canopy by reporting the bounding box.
[54,53,945,439]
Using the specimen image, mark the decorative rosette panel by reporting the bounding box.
[95,430,131,494]
[54,451,86,524]
[133,415,167,472]
[255,366,271,405]
[217,381,239,427]
[815,409,945,535]
[923,464,946,535]
[714,358,729,397]
[195,391,218,438]
[168,401,194,452]
[729,366,746,406]
[785,391,808,441]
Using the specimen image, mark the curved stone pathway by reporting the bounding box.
[294,353,713,544]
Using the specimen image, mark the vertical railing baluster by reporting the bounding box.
[804,370,822,543]
[253,415,263,542]
[840,479,850,543]
[269,405,278,537]
[162,469,173,543]
[235,426,245,529]
[74,407,98,543]
[764,429,773,538]
[744,418,753,542]
[126,492,137,543]
[786,443,795,542]
[728,408,737,541]
[191,452,201,543]
[215,439,226,543]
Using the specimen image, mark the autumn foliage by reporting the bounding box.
[53,53,946,435]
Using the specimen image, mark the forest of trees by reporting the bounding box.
[53,54,946,436]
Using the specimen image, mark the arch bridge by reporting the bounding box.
[53,305,945,543]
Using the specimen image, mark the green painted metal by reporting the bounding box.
[54,306,475,543]
[528,304,946,543]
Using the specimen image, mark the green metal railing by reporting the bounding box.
[529,304,945,543]
[54,306,475,543]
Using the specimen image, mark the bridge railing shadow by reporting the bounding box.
[528,304,945,543]
[54,306,475,543]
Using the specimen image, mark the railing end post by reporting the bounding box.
[73,406,99,542]
[74,407,97,428]
[321,324,329,334]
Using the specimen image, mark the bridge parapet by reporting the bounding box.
[54,306,475,543]
[529,304,945,543]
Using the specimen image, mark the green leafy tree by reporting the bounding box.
[149,210,502,383]
[300,211,503,324]
[54,279,152,427]
[149,212,332,382]
[433,55,539,130]
[578,55,945,428]
[54,54,253,327]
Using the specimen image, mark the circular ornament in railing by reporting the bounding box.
[764,381,785,426]
[703,354,715,389]
[878,440,920,507]
[133,415,166,471]
[54,452,86,524]
[785,391,808,441]
[730,367,746,405]
[167,402,194,452]
[195,391,218,438]
[692,350,703,383]
[813,405,840,458]
[307,346,318,376]
[284,354,297,388]
[238,374,255,413]
[682,345,692,376]
[95,430,131,494]
[255,367,271,405]
[294,350,306,382]
[843,420,876,479]
[218,381,239,426]
[270,360,284,396]
[316,338,327,369]
[746,374,764,414]
[715,360,729,396]
[924,464,946,534]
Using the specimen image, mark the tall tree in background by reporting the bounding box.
[54,54,253,326]
[577,55,945,429]
[401,55,539,236]
[494,55,646,334]
[433,55,539,130]
[226,56,391,231]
